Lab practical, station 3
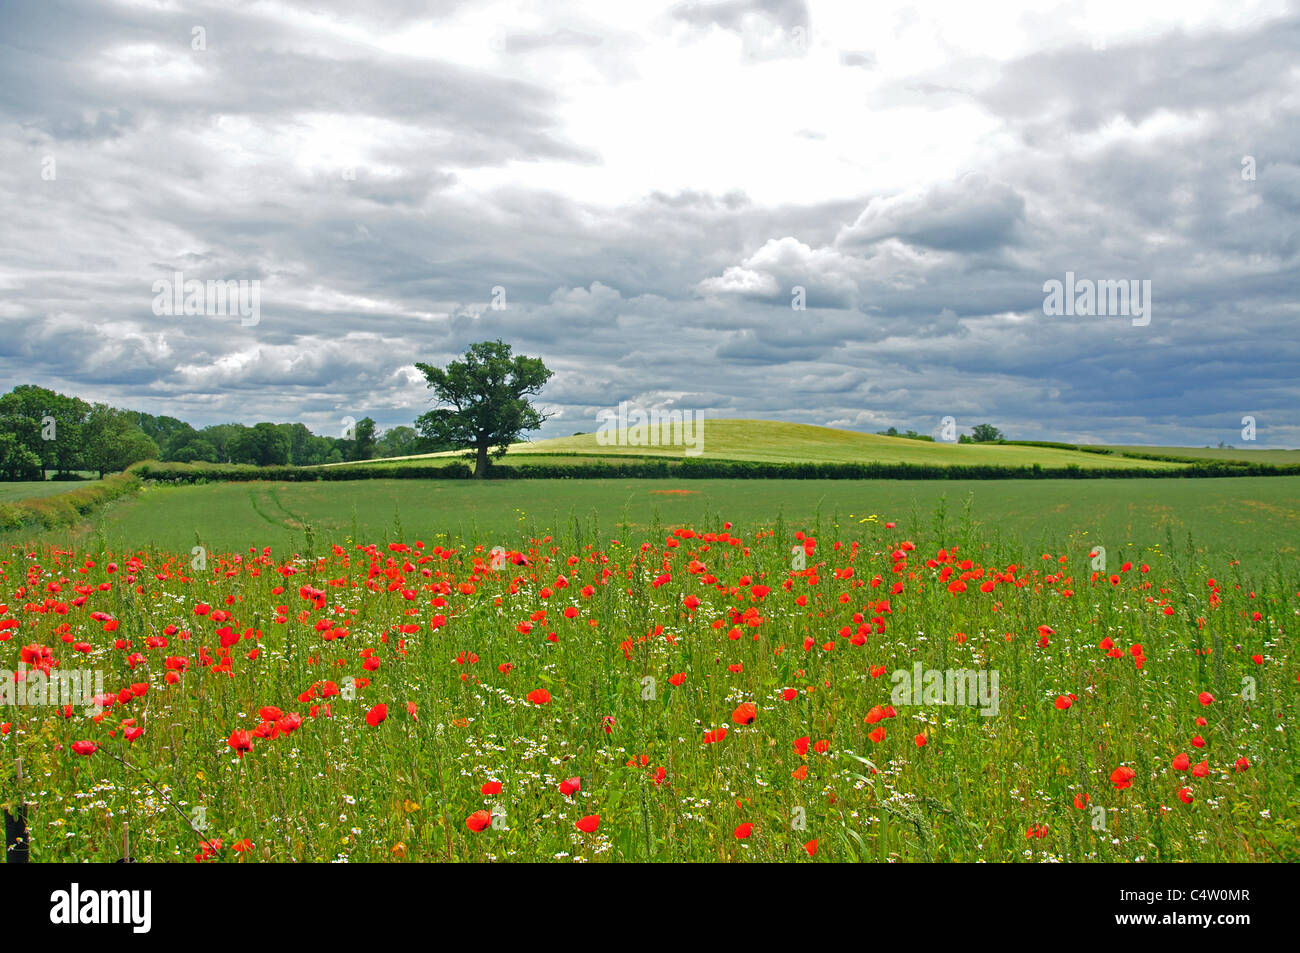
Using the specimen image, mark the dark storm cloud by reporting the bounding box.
[838,174,1027,252]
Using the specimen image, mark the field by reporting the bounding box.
[1099,446,1300,465]
[335,420,1183,471]
[0,481,101,503]
[1,471,1297,863]
[10,475,1299,564]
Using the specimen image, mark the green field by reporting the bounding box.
[332,420,1182,471]
[1101,446,1300,465]
[0,480,101,503]
[2,472,1296,863]
[13,475,1299,570]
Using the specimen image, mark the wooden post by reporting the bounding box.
[117,820,133,863]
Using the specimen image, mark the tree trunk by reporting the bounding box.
[474,442,489,478]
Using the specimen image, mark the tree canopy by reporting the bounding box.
[414,340,553,477]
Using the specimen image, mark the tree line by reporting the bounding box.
[0,385,446,481]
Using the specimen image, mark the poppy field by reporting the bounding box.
[2,491,1297,864]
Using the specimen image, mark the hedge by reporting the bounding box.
[129,458,1300,483]
[0,471,142,532]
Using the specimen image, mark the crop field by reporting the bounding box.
[331,420,1183,471]
[15,474,1298,563]
[1099,447,1300,466]
[1,475,1297,863]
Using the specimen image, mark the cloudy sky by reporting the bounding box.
[2,0,1298,447]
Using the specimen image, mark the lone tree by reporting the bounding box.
[415,340,553,478]
[970,423,1003,443]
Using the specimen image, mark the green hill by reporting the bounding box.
[1098,445,1300,465]
[331,419,1180,471]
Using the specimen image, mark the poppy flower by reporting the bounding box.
[734,823,753,839]
[804,839,817,856]
[732,702,757,725]
[560,777,581,796]
[466,810,492,832]
[481,781,503,795]
[366,703,387,727]
[526,688,551,705]
[227,730,253,756]
[575,814,600,833]
[71,740,97,756]
[1110,766,1136,790]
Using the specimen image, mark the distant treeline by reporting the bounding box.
[0,384,448,481]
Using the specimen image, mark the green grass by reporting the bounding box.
[17,476,1300,566]
[0,480,102,503]
[1100,445,1300,464]
[333,420,1181,471]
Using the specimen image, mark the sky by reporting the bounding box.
[1,0,1298,447]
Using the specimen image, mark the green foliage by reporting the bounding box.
[228,422,292,467]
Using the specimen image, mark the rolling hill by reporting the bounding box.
[328,419,1183,471]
